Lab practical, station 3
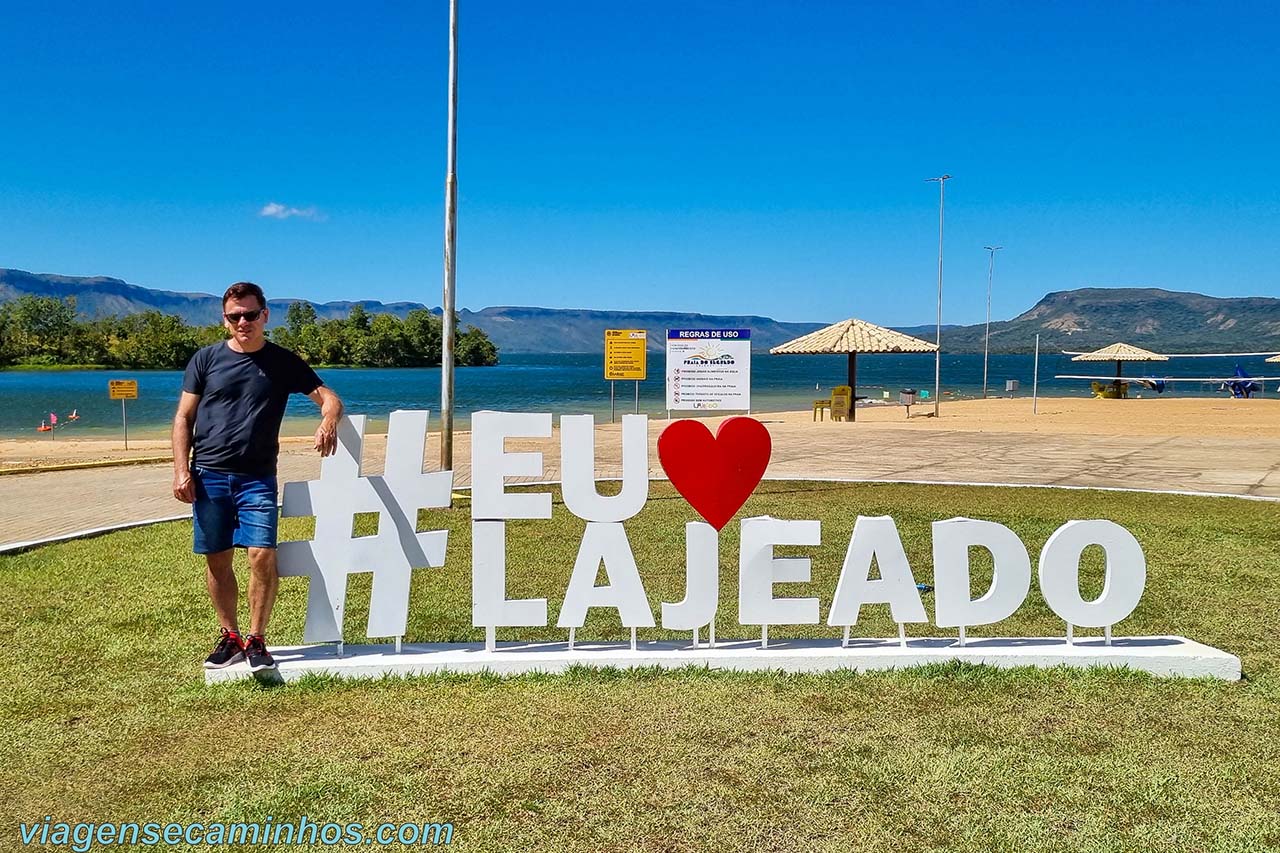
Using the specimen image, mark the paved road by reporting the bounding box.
[4,421,1279,549]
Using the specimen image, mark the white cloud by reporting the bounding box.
[259,202,326,221]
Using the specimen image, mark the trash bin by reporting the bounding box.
[1005,379,1020,394]
[899,389,917,406]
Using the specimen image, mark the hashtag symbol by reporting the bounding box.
[278,411,453,643]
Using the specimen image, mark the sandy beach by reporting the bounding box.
[3,395,1279,549]
[2,396,1275,471]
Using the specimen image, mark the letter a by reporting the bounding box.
[557,522,656,629]
[827,516,926,626]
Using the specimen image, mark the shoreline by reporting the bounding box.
[5,395,1279,547]
[1,396,1276,471]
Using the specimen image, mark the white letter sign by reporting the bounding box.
[932,518,1032,628]
[471,411,552,520]
[828,516,927,626]
[560,414,649,522]
[660,521,719,631]
[247,412,1241,686]
[738,516,820,625]
[472,520,548,628]
[1039,520,1146,628]
[557,522,655,628]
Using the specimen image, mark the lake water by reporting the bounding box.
[1,351,1274,440]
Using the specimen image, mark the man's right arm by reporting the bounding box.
[172,391,201,503]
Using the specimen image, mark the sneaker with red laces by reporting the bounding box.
[203,628,245,669]
[243,634,277,673]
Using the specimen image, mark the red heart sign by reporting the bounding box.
[657,417,772,531]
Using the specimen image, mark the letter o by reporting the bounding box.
[321,824,342,844]
[399,824,420,844]
[1038,520,1146,628]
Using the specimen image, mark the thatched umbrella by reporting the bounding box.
[770,318,938,421]
[1071,342,1168,389]
[1071,342,1168,375]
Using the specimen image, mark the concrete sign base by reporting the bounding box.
[205,636,1240,684]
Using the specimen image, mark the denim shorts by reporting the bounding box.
[191,467,279,553]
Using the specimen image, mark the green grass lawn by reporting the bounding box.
[3,482,1278,852]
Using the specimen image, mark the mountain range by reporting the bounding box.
[2,268,1278,355]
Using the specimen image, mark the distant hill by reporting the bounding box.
[931,287,1280,354]
[3,269,1278,354]
[0,269,425,327]
[0,269,824,352]
[457,305,823,353]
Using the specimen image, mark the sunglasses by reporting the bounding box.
[224,309,264,324]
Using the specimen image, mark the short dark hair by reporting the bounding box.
[223,282,267,310]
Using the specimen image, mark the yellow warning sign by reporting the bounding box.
[108,379,139,400]
[604,329,648,380]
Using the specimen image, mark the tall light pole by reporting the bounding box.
[925,174,951,417]
[982,245,1002,399]
[440,0,459,471]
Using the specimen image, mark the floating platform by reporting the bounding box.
[205,635,1241,684]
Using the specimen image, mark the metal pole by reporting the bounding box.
[634,380,639,414]
[982,245,1002,399]
[122,399,128,449]
[610,380,616,423]
[440,0,459,471]
[926,175,951,417]
[1033,333,1040,415]
[848,351,857,422]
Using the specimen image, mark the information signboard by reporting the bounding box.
[665,329,751,411]
[604,329,648,380]
[108,379,139,400]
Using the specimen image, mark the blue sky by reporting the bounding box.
[4,1,1278,324]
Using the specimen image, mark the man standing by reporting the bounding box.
[172,282,344,673]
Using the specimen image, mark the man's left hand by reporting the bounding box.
[314,419,338,456]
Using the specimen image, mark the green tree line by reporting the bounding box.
[269,302,498,368]
[0,296,499,369]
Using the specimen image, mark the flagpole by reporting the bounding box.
[1033,333,1040,415]
[982,245,1002,399]
[440,0,459,471]
[925,174,951,418]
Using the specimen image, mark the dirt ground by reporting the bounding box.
[1,396,1275,471]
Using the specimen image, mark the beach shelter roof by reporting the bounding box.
[1070,342,1168,362]
[769,318,938,355]
[769,319,937,422]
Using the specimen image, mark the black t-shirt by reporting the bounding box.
[182,341,323,475]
